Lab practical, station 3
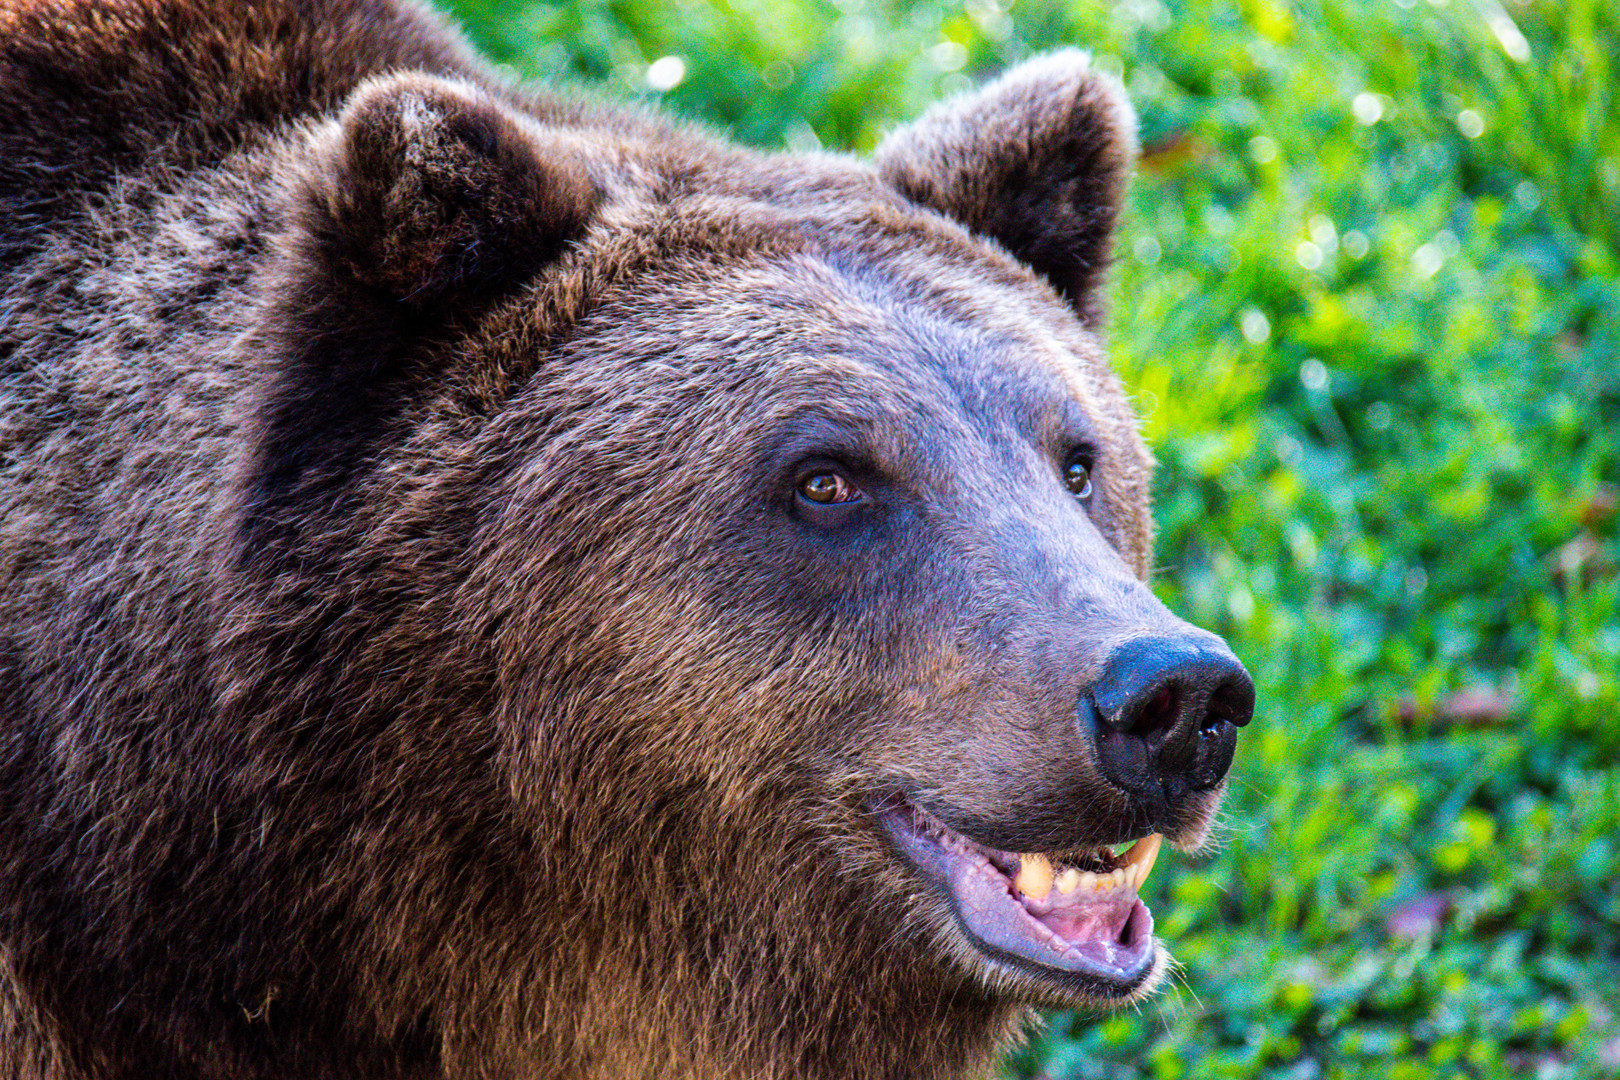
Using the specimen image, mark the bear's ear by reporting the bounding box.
[296,73,596,308]
[873,51,1136,330]
[239,77,596,557]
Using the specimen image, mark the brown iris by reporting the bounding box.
[799,472,862,505]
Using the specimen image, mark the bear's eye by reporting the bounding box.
[799,472,863,505]
[1063,455,1094,500]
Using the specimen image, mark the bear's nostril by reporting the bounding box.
[1206,672,1256,729]
[1139,685,1176,735]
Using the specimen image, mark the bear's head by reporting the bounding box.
[230,51,1254,1073]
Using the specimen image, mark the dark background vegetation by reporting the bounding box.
[437,1,1619,1075]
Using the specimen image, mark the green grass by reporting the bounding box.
[437,1,1620,1076]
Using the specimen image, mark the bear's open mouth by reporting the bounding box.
[878,796,1161,994]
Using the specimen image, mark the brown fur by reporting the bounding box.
[0,3,1229,1078]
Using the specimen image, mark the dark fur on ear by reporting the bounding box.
[873,50,1136,329]
[238,74,595,555]
[301,72,596,306]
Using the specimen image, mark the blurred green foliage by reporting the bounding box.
[440,0,1619,1075]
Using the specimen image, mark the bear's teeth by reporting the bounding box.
[1016,834,1163,899]
[1052,867,1117,895]
[1119,833,1162,890]
[1013,853,1054,900]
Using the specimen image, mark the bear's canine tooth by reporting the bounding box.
[1013,853,1054,900]
[1119,833,1163,888]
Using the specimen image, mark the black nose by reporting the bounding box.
[1085,635,1255,807]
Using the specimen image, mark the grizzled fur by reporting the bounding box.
[0,2,1193,1078]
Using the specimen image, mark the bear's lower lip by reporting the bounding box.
[877,796,1159,995]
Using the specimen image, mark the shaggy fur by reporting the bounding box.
[0,2,1241,1078]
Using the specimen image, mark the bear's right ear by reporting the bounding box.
[239,77,596,557]
[873,51,1136,330]
[294,73,596,309]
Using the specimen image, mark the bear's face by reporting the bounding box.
[247,54,1253,1021]
[472,231,1248,1007]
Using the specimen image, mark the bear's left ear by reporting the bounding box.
[873,50,1136,330]
[294,72,596,308]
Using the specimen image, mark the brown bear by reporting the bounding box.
[0,1,1255,1078]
